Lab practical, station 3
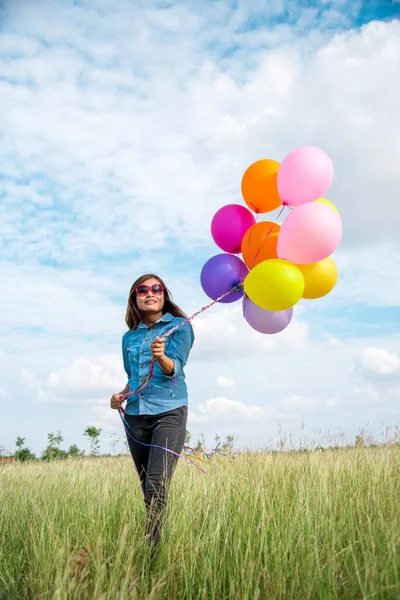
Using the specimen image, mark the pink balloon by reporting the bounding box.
[277,203,342,264]
[211,204,256,254]
[277,146,334,206]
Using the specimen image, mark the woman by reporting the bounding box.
[110,274,195,553]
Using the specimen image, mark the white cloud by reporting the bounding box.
[281,395,314,411]
[88,406,121,431]
[328,242,400,307]
[21,369,39,390]
[47,354,124,396]
[198,397,265,422]
[192,304,307,361]
[350,384,381,404]
[0,14,399,267]
[326,396,340,408]
[0,387,8,397]
[0,262,126,336]
[358,347,400,375]
[216,376,235,389]
[32,354,125,405]
[188,411,210,425]
[322,335,344,347]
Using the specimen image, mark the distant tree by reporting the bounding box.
[14,437,35,461]
[42,447,67,460]
[15,447,36,461]
[185,430,191,445]
[49,432,63,445]
[195,433,205,452]
[222,434,235,453]
[355,434,365,448]
[42,431,67,461]
[214,433,221,447]
[84,426,102,456]
[67,444,85,458]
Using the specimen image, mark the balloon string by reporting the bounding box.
[249,205,287,268]
[118,407,236,475]
[121,204,287,402]
[118,408,208,473]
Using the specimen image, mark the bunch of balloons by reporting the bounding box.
[200,146,342,334]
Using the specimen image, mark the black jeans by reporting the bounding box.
[123,405,187,546]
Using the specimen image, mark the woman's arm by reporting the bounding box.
[155,353,175,376]
[119,383,130,395]
[151,323,195,379]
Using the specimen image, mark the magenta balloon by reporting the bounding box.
[211,204,256,253]
[277,202,343,264]
[200,253,249,303]
[277,146,334,206]
[243,296,293,334]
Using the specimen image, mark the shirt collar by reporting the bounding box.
[137,312,174,329]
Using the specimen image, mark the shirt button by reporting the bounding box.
[140,365,144,369]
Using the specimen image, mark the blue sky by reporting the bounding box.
[0,0,400,457]
[356,0,400,24]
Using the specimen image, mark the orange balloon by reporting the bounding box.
[241,221,280,269]
[241,159,282,214]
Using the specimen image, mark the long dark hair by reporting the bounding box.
[125,273,187,330]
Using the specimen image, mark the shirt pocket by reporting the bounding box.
[127,339,142,374]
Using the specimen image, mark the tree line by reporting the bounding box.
[0,428,235,461]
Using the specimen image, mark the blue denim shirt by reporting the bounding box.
[122,312,195,415]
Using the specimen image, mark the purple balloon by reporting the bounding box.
[242,296,293,334]
[201,254,249,303]
[211,204,256,254]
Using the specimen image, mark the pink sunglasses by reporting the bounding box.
[135,284,164,297]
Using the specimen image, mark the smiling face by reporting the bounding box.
[135,276,165,321]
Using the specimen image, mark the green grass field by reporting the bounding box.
[1,445,399,599]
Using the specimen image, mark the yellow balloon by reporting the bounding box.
[293,198,340,215]
[297,257,338,299]
[244,259,305,312]
[316,198,340,215]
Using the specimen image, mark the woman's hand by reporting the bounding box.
[110,393,125,410]
[150,336,165,359]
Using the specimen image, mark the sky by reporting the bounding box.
[1,0,400,457]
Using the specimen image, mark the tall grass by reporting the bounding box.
[1,445,399,599]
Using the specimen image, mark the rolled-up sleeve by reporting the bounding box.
[163,322,195,379]
[122,335,131,381]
